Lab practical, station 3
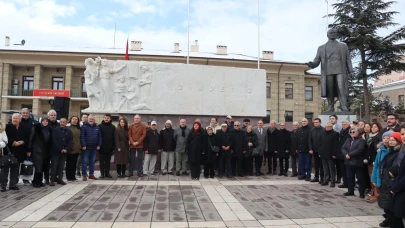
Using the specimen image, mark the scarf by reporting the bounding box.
[180,126,186,137]
[366,132,378,145]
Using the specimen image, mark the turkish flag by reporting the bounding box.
[125,39,129,60]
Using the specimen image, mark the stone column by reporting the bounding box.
[65,66,73,117]
[0,64,12,120]
[32,65,43,117]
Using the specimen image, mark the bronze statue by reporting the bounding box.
[307,28,353,112]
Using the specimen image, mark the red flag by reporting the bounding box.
[125,39,129,60]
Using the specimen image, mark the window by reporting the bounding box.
[305,86,313,101]
[22,76,34,96]
[52,77,64,90]
[399,95,404,104]
[263,110,271,123]
[81,77,87,97]
[285,83,293,99]
[266,82,271,98]
[285,111,293,122]
[305,112,313,123]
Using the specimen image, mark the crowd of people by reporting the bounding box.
[0,109,405,227]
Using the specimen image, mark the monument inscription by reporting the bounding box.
[83,57,266,117]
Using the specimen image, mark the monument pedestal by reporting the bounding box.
[318,113,357,127]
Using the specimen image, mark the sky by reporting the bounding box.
[0,0,404,63]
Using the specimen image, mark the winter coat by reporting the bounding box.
[337,127,351,160]
[224,121,234,131]
[28,123,49,172]
[319,129,339,159]
[204,133,219,160]
[174,127,190,153]
[20,118,35,137]
[371,143,389,188]
[230,129,248,158]
[378,145,400,210]
[159,128,176,152]
[5,123,29,163]
[68,124,81,154]
[278,129,291,158]
[297,125,311,153]
[381,124,401,134]
[366,134,380,164]
[216,129,232,153]
[267,128,280,153]
[391,147,405,218]
[144,128,160,155]
[51,127,72,155]
[114,127,129,164]
[308,126,325,153]
[80,122,102,151]
[341,136,367,167]
[246,131,258,155]
[186,129,204,164]
[290,130,299,156]
[49,120,60,129]
[99,121,116,154]
[0,121,8,154]
[128,123,146,149]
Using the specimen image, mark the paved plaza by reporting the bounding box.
[0,173,384,228]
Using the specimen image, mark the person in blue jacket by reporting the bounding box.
[50,118,72,186]
[80,115,102,181]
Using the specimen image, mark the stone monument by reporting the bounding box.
[83,57,266,124]
[306,28,356,124]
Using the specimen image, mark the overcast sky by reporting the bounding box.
[1,0,404,63]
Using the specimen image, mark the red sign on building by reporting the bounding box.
[33,89,70,98]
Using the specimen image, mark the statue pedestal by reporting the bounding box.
[318,113,357,127]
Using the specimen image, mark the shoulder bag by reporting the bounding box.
[208,137,220,153]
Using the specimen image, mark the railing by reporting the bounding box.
[70,90,87,98]
[8,88,33,96]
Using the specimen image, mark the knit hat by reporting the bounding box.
[165,120,172,125]
[382,131,393,140]
[390,132,402,143]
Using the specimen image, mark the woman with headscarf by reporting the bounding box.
[187,122,204,180]
[66,116,81,181]
[204,126,219,178]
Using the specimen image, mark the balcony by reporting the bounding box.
[70,90,87,98]
[7,88,87,98]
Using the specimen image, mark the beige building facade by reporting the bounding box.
[0,42,321,123]
[372,79,405,105]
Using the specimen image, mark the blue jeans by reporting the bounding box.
[82,150,97,176]
[298,152,311,178]
[129,148,144,174]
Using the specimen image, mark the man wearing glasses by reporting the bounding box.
[230,121,247,177]
[382,113,401,134]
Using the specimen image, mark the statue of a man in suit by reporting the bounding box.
[307,28,354,112]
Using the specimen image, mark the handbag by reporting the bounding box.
[0,153,18,168]
[208,137,219,153]
[20,157,34,176]
[251,148,260,157]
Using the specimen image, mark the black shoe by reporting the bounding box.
[305,177,311,181]
[99,175,105,179]
[319,179,324,184]
[204,176,209,179]
[310,178,319,183]
[266,171,272,175]
[359,194,365,199]
[33,184,41,188]
[278,173,283,176]
[338,184,348,188]
[284,173,288,177]
[336,179,341,184]
[298,176,306,180]
[9,186,19,190]
[330,183,336,188]
[259,172,264,175]
[219,175,224,178]
[162,172,167,175]
[227,175,233,178]
[182,171,189,175]
[168,172,174,175]
[176,172,180,176]
[105,173,113,178]
[273,171,277,175]
[239,174,244,177]
[256,173,260,176]
[210,176,215,179]
[291,174,297,177]
[1,187,6,192]
[343,192,355,196]
[44,180,50,185]
[76,172,81,177]
[379,219,389,227]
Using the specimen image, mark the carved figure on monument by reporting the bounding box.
[307,28,354,112]
[84,58,101,109]
[133,65,152,111]
[114,75,128,111]
[99,58,127,110]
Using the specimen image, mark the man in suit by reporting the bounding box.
[253,120,267,176]
[267,120,280,175]
[307,28,354,112]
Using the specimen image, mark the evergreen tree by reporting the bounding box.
[328,0,405,121]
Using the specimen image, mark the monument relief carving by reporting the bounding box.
[83,58,266,117]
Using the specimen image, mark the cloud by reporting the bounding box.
[0,0,404,64]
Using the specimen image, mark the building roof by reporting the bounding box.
[372,79,405,93]
[0,45,306,65]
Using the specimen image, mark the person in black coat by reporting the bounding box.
[186,122,204,180]
[308,118,325,183]
[143,122,160,176]
[290,122,300,177]
[0,120,19,192]
[217,124,232,178]
[98,114,116,178]
[28,120,51,188]
[204,126,219,178]
[230,121,248,177]
[159,120,176,175]
[266,120,280,175]
[342,126,367,198]
[319,123,339,187]
[278,123,291,176]
[50,118,72,186]
[337,121,351,188]
[245,126,258,176]
[297,118,311,181]
[391,135,405,226]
